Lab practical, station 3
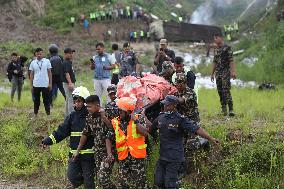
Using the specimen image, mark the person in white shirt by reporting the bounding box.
[29,48,52,116]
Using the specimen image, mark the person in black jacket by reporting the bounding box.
[42,86,95,189]
[7,52,28,102]
[48,44,66,106]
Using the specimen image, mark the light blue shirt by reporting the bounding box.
[29,58,52,87]
[93,53,115,80]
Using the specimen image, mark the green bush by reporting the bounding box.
[209,141,284,189]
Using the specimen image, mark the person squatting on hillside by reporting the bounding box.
[7,52,28,102]
[73,95,116,189]
[29,48,52,116]
[48,44,66,106]
[150,95,220,189]
[211,33,237,116]
[62,48,76,117]
[41,87,95,189]
[90,42,116,106]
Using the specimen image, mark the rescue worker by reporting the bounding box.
[70,16,75,27]
[172,56,196,90]
[174,73,205,173]
[119,42,140,78]
[159,61,175,84]
[234,22,239,33]
[174,73,199,123]
[150,95,220,189]
[73,95,116,189]
[133,31,138,42]
[41,86,95,189]
[107,97,150,189]
[139,30,144,42]
[105,85,119,120]
[126,6,131,19]
[211,33,236,116]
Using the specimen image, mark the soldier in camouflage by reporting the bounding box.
[159,61,175,84]
[174,73,199,123]
[107,98,150,189]
[211,33,236,116]
[73,95,116,189]
[174,73,203,174]
[105,85,119,120]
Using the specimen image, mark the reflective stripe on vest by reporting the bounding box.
[117,144,147,152]
[131,121,141,139]
[70,132,82,137]
[70,149,94,154]
[113,119,126,142]
[113,65,119,74]
[49,134,57,144]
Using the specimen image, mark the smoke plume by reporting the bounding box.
[191,0,233,25]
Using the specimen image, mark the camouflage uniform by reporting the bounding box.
[105,100,119,120]
[83,113,116,189]
[213,44,234,112]
[108,119,149,189]
[119,51,138,77]
[159,61,175,84]
[174,73,201,174]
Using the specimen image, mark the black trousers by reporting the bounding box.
[50,78,66,105]
[33,87,50,115]
[111,73,119,85]
[67,157,95,189]
[154,159,183,189]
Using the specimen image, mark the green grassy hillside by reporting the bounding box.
[1,80,284,188]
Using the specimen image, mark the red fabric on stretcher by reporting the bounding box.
[117,74,177,108]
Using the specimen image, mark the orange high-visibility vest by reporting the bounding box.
[111,118,147,160]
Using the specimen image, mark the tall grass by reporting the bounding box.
[0,85,284,188]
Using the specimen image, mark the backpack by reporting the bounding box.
[186,70,196,89]
[49,55,63,76]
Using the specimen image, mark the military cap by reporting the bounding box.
[161,95,179,105]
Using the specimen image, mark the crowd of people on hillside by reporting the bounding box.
[71,4,153,41]
[6,34,236,188]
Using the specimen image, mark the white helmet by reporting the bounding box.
[72,86,90,100]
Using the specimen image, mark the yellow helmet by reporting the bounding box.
[72,86,90,100]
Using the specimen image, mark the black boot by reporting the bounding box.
[228,104,235,117]
[222,105,227,116]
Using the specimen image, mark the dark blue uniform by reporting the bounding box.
[151,111,200,189]
[42,107,95,189]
